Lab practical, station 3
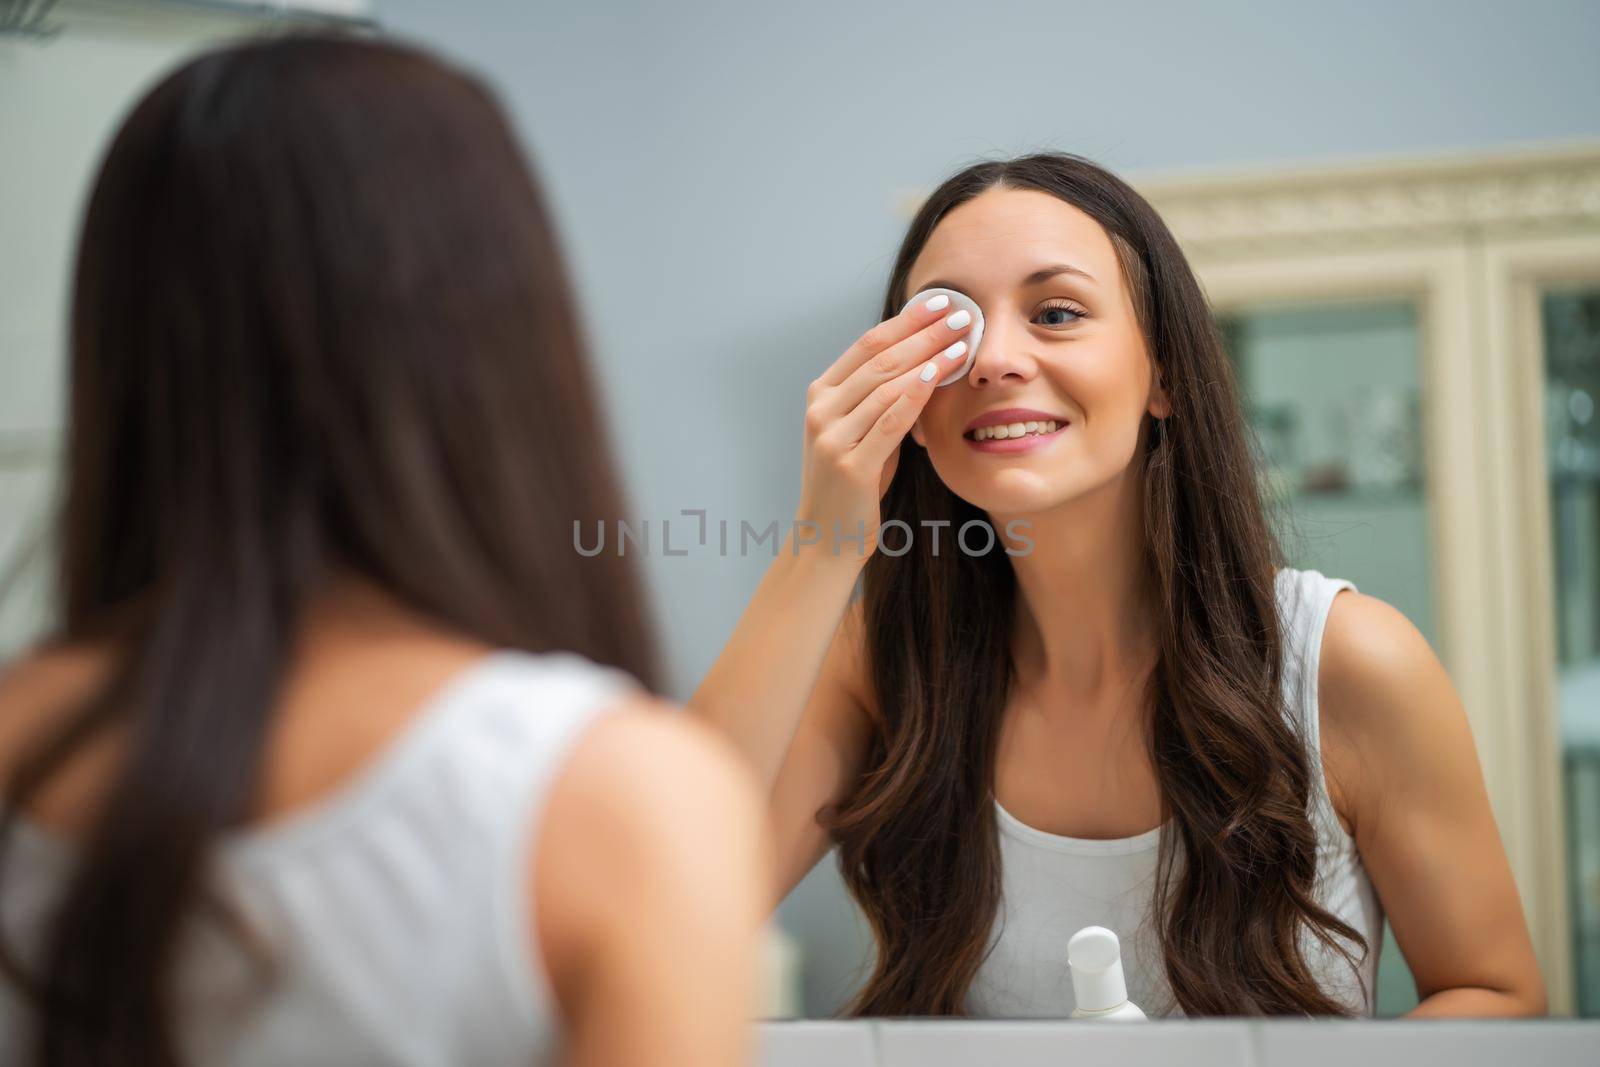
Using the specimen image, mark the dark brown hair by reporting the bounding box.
[821,152,1367,1016]
[0,32,658,1065]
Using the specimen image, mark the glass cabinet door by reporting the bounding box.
[1543,287,1600,1017]
[1218,299,1431,1017]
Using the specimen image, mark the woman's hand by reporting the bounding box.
[795,293,974,564]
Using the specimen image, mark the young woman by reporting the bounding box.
[0,34,766,1067]
[691,152,1545,1018]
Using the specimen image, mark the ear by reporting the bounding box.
[910,417,927,448]
[1148,369,1172,420]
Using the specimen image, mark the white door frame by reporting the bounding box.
[1481,229,1600,1015]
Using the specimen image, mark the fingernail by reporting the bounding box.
[941,340,967,361]
[919,362,938,382]
[946,309,971,330]
[923,294,950,312]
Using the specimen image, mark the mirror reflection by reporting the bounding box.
[689,161,1534,1020]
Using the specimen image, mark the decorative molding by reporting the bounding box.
[893,143,1600,257]
[32,0,377,37]
[1132,142,1600,257]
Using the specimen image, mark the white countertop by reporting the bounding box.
[757,1019,1597,1067]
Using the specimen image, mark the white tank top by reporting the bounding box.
[0,649,641,1066]
[965,566,1384,1017]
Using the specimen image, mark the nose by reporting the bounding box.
[964,307,1038,387]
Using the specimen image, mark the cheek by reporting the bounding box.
[1038,347,1150,464]
[1049,338,1150,415]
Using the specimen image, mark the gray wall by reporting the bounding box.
[370,0,1600,701]
[371,0,1600,1015]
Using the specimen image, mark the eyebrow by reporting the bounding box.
[916,262,1097,294]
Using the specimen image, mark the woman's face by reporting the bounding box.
[906,187,1170,517]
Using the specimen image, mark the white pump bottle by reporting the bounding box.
[1067,926,1148,1020]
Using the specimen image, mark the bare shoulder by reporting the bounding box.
[0,644,118,821]
[1319,588,1453,736]
[0,643,109,733]
[1316,588,1473,840]
[542,692,767,853]
[533,691,769,1005]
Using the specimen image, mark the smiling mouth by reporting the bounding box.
[964,419,1066,442]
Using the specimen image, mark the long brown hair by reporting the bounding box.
[0,33,658,1065]
[821,152,1367,1016]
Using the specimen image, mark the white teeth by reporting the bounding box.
[972,420,1062,441]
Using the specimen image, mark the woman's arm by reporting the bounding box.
[693,548,880,906]
[533,698,771,1067]
[1318,590,1547,1017]
[689,541,866,790]
[687,295,974,903]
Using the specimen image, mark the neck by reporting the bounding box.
[995,463,1157,707]
[295,574,442,651]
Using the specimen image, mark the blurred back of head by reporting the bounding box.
[62,31,657,677]
[3,32,657,1065]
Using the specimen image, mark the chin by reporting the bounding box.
[928,462,1091,518]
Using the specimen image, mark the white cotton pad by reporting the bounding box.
[900,287,984,387]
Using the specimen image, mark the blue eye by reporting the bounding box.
[1035,301,1087,328]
